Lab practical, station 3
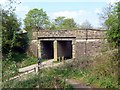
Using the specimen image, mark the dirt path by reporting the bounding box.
[66,79,92,89]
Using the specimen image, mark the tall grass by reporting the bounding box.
[80,49,120,89]
[3,70,73,89]
[2,49,119,89]
[47,49,119,89]
[2,53,36,81]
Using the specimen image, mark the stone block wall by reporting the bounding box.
[75,41,86,59]
[33,29,106,39]
[31,29,106,59]
[86,40,103,56]
[75,39,104,59]
[29,40,38,57]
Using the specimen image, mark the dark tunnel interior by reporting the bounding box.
[41,41,54,59]
[40,40,72,60]
[57,41,72,60]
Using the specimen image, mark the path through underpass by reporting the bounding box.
[9,59,72,81]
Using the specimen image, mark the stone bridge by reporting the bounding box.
[30,29,106,61]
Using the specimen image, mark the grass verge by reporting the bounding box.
[2,49,120,89]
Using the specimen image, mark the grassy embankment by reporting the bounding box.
[3,49,119,89]
[2,53,47,81]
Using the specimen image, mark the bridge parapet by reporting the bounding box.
[32,29,106,40]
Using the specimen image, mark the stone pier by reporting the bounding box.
[54,40,57,61]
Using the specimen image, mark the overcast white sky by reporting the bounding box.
[1,0,119,29]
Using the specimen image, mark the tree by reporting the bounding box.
[2,10,19,54]
[1,1,28,58]
[49,16,65,30]
[24,8,50,31]
[0,0,21,13]
[2,9,28,55]
[50,16,78,30]
[80,20,93,29]
[54,17,65,26]
[62,18,77,29]
[103,2,120,47]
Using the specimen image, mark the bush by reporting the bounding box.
[2,60,18,81]
[82,49,120,89]
[2,53,36,81]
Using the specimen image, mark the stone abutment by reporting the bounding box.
[30,29,106,61]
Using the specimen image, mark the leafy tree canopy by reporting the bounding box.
[104,2,120,47]
[50,16,78,30]
[24,8,50,31]
[1,1,29,58]
[2,9,28,55]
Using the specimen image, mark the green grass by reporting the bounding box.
[3,69,73,89]
[2,53,36,81]
[76,50,120,89]
[9,53,37,68]
[2,53,53,82]
[2,60,18,81]
[3,57,88,88]
[19,56,36,68]
[44,50,120,89]
[2,75,38,88]
[53,61,60,63]
[2,49,120,89]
